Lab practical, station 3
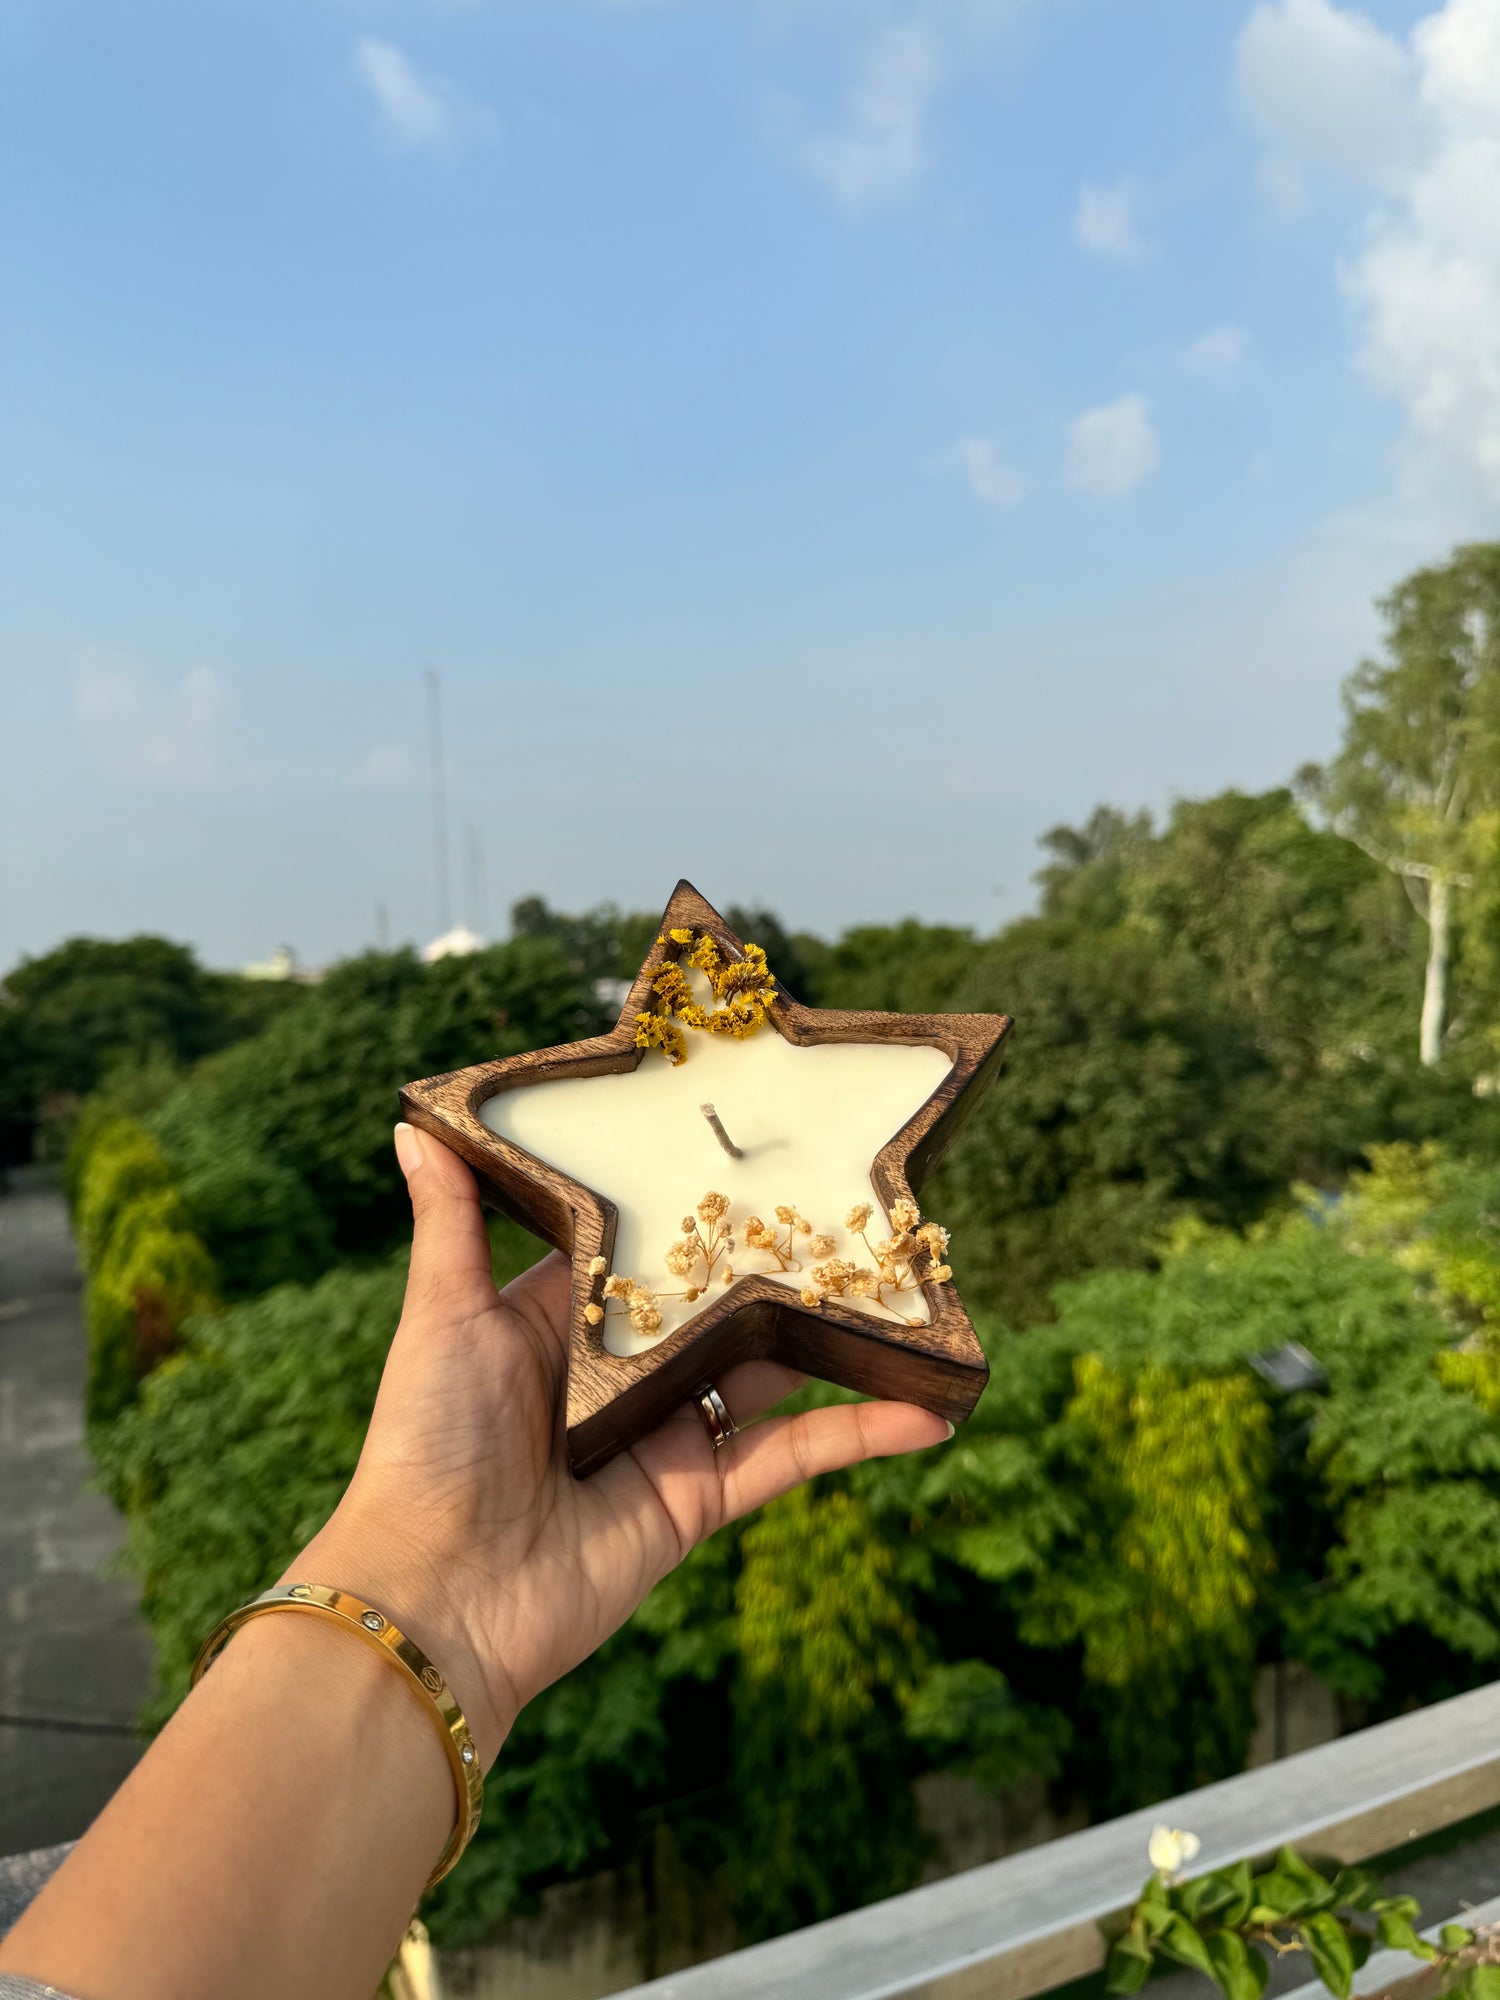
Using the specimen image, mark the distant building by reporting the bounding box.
[244,945,312,982]
[421,925,487,964]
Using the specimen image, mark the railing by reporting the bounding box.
[610,1680,1500,2000]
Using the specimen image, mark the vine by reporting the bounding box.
[1109,1832,1500,2000]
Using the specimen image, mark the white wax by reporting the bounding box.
[480,1020,954,1356]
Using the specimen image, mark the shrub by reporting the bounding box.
[86,1219,218,1428]
[74,1119,176,1269]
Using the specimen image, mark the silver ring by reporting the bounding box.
[696,1385,738,1451]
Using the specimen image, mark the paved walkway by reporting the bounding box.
[0,1169,151,1855]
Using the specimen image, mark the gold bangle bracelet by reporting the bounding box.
[191,1583,484,1887]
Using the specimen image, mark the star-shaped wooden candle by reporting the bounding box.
[399,883,1012,1476]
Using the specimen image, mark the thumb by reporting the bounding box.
[394,1123,496,1318]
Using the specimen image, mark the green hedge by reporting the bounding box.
[72,1116,218,1426]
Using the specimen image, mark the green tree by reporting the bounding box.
[0,935,299,1161]
[1301,543,1500,1066]
[728,1486,925,1937]
[150,938,602,1274]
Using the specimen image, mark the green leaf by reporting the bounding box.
[1253,1872,1325,1920]
[1370,1894,1421,1920]
[1220,1859,1255,1927]
[1327,1866,1381,1911]
[1277,1847,1336,1905]
[1443,1925,1477,1951]
[1459,1966,1500,2000]
[1375,1908,1438,1960]
[1137,1873,1171,1916]
[1181,1870,1247,1921]
[1298,1912,1356,2000]
[1204,1928,1270,2000]
[1158,1913,1216,1981]
[1106,1934,1154,1997]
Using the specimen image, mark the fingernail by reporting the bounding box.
[941,1420,956,1441]
[394,1123,425,1177]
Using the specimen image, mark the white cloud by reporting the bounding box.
[799,22,943,213]
[1236,0,1500,499]
[1065,394,1159,498]
[353,37,488,154]
[1180,324,1249,380]
[72,651,229,785]
[1233,0,1419,210]
[1073,177,1146,260]
[931,434,1025,506]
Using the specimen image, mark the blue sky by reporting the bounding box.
[5,0,1498,969]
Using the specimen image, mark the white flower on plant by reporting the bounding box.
[1147,1826,1201,1879]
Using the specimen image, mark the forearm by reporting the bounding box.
[0,1578,474,2000]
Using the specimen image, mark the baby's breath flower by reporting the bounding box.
[587,1255,608,1278]
[849,1269,881,1299]
[684,1288,700,1303]
[631,1302,664,1335]
[929,1264,953,1284]
[721,1265,734,1284]
[809,1234,837,1259]
[681,1216,697,1235]
[603,1274,633,1300]
[811,1258,858,1297]
[916,1222,950,1260]
[664,1241,698,1279]
[774,1204,796,1225]
[799,1287,821,1308]
[584,1303,604,1326]
[794,1215,811,1235]
[846,1202,873,1233]
[697,1191,730,1223]
[891,1197,921,1232]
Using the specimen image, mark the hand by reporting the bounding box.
[297,1124,951,1766]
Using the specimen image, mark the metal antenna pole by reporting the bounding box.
[465,822,487,939]
[424,671,452,936]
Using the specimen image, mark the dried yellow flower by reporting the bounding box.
[916,1222,950,1259]
[684,1287,700,1303]
[846,1202,874,1233]
[929,1264,953,1284]
[799,1287,821,1308]
[697,1190,730,1223]
[849,1268,881,1298]
[584,1302,604,1326]
[811,1258,858,1296]
[631,1303,664,1334]
[774,1204,796,1225]
[809,1234,837,1259]
[603,1274,633,1301]
[634,1012,686,1065]
[668,928,695,944]
[891,1197,921,1232]
[664,1241,698,1279]
[587,1255,608,1278]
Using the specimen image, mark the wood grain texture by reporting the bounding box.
[400,881,1012,1476]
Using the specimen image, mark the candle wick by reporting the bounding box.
[700,1103,743,1160]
